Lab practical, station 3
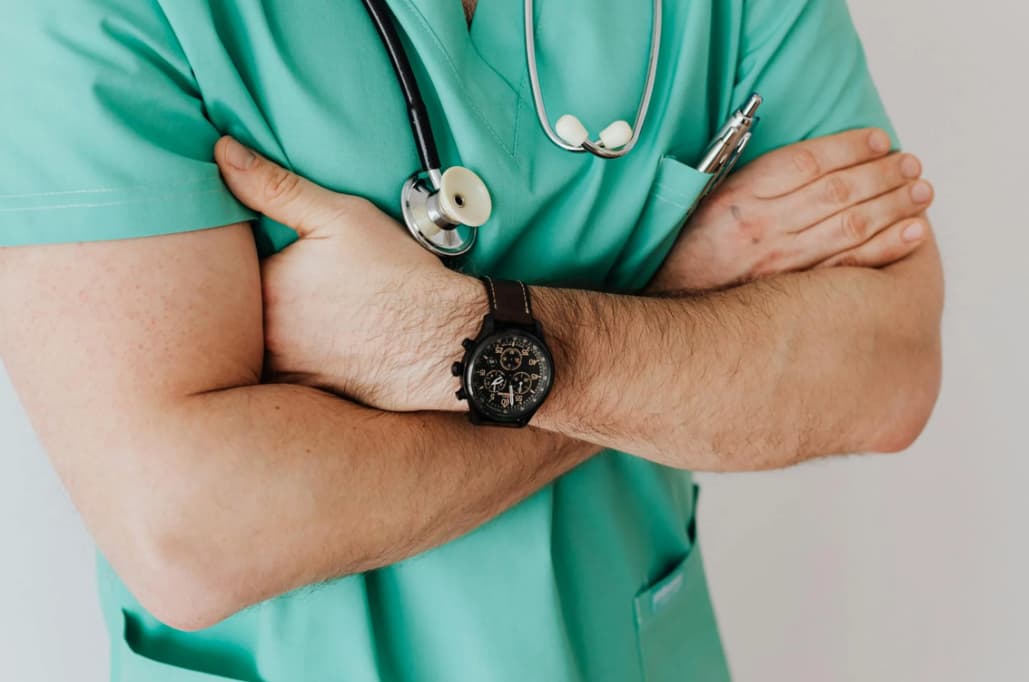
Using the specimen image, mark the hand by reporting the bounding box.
[214,136,482,412]
[648,128,934,293]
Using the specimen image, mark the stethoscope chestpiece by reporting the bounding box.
[401,166,492,258]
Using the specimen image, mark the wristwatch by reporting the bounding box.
[451,276,555,427]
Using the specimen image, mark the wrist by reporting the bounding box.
[523,285,581,429]
[426,272,488,412]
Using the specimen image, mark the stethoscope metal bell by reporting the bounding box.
[361,0,492,258]
[401,166,492,257]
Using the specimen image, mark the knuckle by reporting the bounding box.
[823,175,852,205]
[264,169,302,203]
[840,209,869,243]
[792,148,821,180]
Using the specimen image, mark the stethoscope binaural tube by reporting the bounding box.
[524,0,662,159]
[360,0,492,258]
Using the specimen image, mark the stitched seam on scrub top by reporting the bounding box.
[649,189,695,211]
[397,0,517,159]
[0,177,223,201]
[653,180,699,197]
[510,53,529,158]
[0,187,228,213]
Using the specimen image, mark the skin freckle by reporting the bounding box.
[730,204,763,245]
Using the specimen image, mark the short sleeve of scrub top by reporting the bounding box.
[2,2,897,682]
[732,0,899,157]
[0,1,256,246]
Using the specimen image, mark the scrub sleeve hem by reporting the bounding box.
[0,178,258,246]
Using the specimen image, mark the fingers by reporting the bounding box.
[214,136,348,238]
[791,179,933,269]
[779,152,923,231]
[745,128,893,198]
[814,218,930,270]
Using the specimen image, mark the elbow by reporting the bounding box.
[115,507,247,632]
[867,334,943,454]
[128,536,242,632]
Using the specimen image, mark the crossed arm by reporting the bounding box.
[0,135,942,631]
[530,236,943,468]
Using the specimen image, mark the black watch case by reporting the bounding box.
[451,316,554,427]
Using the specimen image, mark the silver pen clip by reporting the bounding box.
[686,93,763,221]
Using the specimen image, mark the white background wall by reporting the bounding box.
[1,2,1025,680]
[700,1,1029,680]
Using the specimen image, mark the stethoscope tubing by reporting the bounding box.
[523,0,663,158]
[357,0,667,259]
[360,0,442,185]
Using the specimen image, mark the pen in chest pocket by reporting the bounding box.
[683,93,764,223]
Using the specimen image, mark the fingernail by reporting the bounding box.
[911,181,932,203]
[902,222,926,243]
[222,137,256,170]
[868,129,891,153]
[901,155,922,179]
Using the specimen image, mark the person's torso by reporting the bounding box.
[101,2,742,680]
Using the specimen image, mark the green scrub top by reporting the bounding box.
[0,1,895,680]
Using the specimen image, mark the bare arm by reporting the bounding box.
[213,138,943,474]
[0,225,594,632]
[0,133,939,633]
[527,231,943,469]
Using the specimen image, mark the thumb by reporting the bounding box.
[215,136,344,238]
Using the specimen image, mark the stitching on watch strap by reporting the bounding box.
[518,281,531,317]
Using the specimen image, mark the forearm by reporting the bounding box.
[526,236,943,470]
[126,385,595,629]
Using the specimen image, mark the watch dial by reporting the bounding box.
[466,331,553,421]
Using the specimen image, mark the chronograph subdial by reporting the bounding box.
[484,370,507,394]
[512,372,533,395]
[499,347,523,371]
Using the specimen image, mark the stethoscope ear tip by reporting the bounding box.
[555,114,634,152]
[556,114,590,147]
[598,120,633,150]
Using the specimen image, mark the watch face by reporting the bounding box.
[465,330,553,422]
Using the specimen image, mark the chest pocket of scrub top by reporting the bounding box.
[113,611,251,682]
[605,156,713,292]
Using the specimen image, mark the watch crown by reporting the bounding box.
[455,388,468,401]
[462,338,475,350]
[451,362,464,377]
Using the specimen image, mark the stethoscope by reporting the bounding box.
[360,0,663,257]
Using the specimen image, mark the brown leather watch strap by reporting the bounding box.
[480,276,534,326]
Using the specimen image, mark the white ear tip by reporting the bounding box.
[599,120,633,149]
[437,166,493,227]
[555,114,590,147]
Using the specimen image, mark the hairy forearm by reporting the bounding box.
[130,386,595,629]
[524,237,943,470]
